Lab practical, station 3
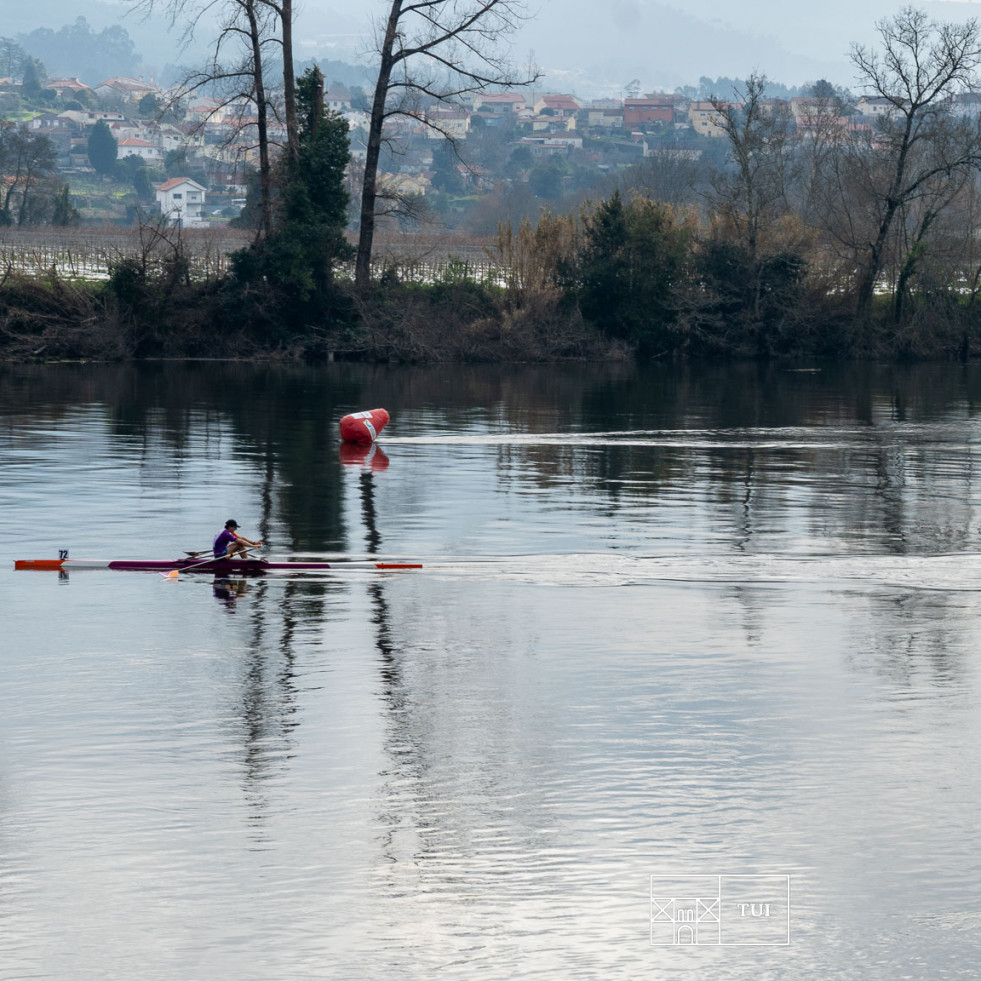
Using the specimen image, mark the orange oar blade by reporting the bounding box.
[14,559,65,570]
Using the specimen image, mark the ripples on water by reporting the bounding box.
[2,363,981,979]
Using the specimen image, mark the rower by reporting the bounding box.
[213,519,263,559]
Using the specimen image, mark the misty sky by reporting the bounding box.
[13,0,981,94]
[293,0,981,94]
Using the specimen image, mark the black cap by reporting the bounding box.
[225,519,238,528]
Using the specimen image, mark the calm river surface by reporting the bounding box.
[2,361,981,979]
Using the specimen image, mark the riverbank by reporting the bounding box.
[2,263,979,364]
[0,270,625,364]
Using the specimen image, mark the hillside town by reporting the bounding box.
[4,6,981,372]
[9,68,980,230]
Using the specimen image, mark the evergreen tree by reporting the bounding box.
[138,93,159,117]
[431,142,464,193]
[231,66,352,312]
[133,168,154,203]
[87,120,117,176]
[0,37,28,79]
[529,158,564,200]
[230,166,261,231]
[565,190,691,353]
[288,66,353,290]
[20,58,44,101]
[52,185,80,226]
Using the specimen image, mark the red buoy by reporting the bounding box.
[339,408,390,445]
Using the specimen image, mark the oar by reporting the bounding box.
[161,544,264,579]
[183,539,260,558]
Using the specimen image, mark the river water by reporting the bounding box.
[2,361,981,979]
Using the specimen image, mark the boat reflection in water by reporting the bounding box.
[212,576,250,609]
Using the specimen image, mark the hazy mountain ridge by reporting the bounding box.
[6,2,205,84]
[508,0,849,94]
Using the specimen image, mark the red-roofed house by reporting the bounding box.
[155,177,207,226]
[43,78,91,99]
[623,94,675,126]
[93,77,161,104]
[118,137,164,164]
[474,92,527,114]
[534,94,581,118]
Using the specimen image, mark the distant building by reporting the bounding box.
[517,107,577,134]
[623,94,675,126]
[689,101,729,138]
[148,123,189,152]
[185,98,243,125]
[425,106,471,140]
[789,96,836,118]
[856,96,895,117]
[118,137,164,164]
[325,86,351,112]
[58,110,126,127]
[43,78,90,99]
[155,177,207,226]
[93,77,161,104]
[27,111,64,132]
[585,99,624,129]
[534,94,581,118]
[519,135,582,155]
[473,92,527,114]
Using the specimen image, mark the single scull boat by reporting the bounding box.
[14,555,422,573]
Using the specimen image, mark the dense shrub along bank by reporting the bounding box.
[5,187,981,363]
[3,221,981,363]
[2,261,980,365]
[0,266,623,363]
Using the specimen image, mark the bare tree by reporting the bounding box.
[708,73,799,318]
[276,0,297,160]
[130,0,300,226]
[710,74,796,263]
[891,133,980,321]
[0,124,56,226]
[789,82,855,229]
[626,150,703,208]
[355,0,538,289]
[849,7,981,322]
[172,0,279,236]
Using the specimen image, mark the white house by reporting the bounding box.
[155,177,207,226]
[856,96,895,117]
[325,86,351,112]
[117,137,164,164]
